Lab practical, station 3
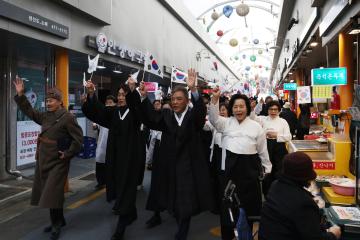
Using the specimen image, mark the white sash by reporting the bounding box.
[174,106,189,126]
[220,129,245,170]
[118,109,129,120]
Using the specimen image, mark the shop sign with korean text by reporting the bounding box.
[86,33,145,64]
[283,83,297,91]
[0,0,69,38]
[311,67,347,86]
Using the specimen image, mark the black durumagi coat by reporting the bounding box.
[138,92,214,219]
[82,94,142,216]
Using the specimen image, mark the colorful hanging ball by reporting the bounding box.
[245,66,251,71]
[253,39,259,44]
[211,9,220,20]
[242,36,248,43]
[236,3,250,17]
[258,49,263,54]
[250,55,256,62]
[223,5,233,18]
[229,38,238,47]
[217,30,224,37]
[242,54,246,59]
[258,65,262,68]
[234,56,239,60]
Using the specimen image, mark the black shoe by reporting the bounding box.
[43,220,66,233]
[146,214,161,229]
[126,211,137,225]
[50,226,61,240]
[111,223,126,240]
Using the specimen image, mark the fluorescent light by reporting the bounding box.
[113,65,122,73]
[97,60,106,69]
[290,80,295,82]
[349,29,360,35]
[310,41,319,47]
[306,49,313,53]
[289,72,293,75]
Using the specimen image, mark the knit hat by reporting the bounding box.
[46,88,63,102]
[282,152,317,182]
[283,102,291,109]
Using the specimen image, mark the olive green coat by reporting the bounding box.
[14,95,83,208]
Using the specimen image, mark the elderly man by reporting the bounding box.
[134,69,214,240]
[14,77,83,240]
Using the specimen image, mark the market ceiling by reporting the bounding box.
[181,0,282,92]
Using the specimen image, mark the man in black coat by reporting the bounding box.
[259,152,341,240]
[279,102,297,138]
[133,69,214,240]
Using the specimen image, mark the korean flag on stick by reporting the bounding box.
[144,53,163,78]
[171,66,187,84]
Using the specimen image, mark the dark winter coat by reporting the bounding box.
[279,108,297,137]
[138,92,214,219]
[14,95,83,209]
[82,94,142,216]
[259,177,337,240]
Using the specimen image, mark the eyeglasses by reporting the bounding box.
[268,108,279,111]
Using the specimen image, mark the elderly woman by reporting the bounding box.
[209,87,271,240]
[252,100,292,196]
[259,152,341,240]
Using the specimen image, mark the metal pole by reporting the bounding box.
[326,45,329,68]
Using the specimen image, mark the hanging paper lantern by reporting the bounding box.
[258,49,263,54]
[242,54,246,59]
[245,66,251,71]
[229,38,238,47]
[234,56,239,60]
[236,3,250,17]
[242,36,248,43]
[253,39,259,44]
[217,30,224,37]
[223,5,233,18]
[211,9,220,20]
[250,55,256,62]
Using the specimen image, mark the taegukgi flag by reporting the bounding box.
[171,66,187,84]
[144,53,163,78]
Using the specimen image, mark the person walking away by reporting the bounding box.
[279,102,297,138]
[14,77,83,240]
[297,104,311,140]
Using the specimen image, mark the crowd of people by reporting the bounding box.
[12,70,342,240]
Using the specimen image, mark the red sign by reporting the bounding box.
[203,89,213,94]
[313,161,335,170]
[144,82,158,92]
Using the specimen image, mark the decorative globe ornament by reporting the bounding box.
[250,55,256,62]
[242,54,246,59]
[253,39,259,44]
[245,66,251,71]
[211,9,220,20]
[223,5,233,18]
[258,49,263,54]
[234,56,239,60]
[217,30,224,37]
[236,3,250,17]
[258,65,262,68]
[229,38,238,47]
[242,36,248,43]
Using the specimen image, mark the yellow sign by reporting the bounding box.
[312,85,332,99]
